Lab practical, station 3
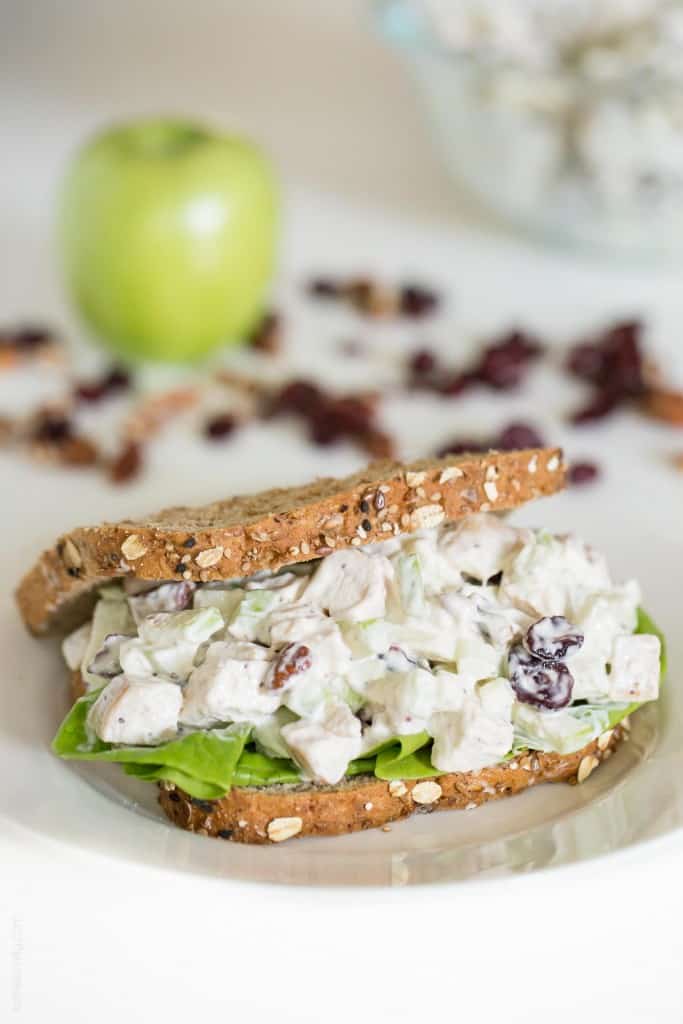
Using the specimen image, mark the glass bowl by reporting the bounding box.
[376,0,683,258]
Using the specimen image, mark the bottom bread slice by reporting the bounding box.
[157,725,625,844]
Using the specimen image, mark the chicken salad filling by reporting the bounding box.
[54,514,665,797]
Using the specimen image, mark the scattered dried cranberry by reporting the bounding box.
[308,278,339,299]
[570,389,621,425]
[74,366,131,404]
[475,330,542,391]
[497,422,546,451]
[269,644,312,689]
[436,438,489,458]
[400,284,439,318]
[567,319,645,423]
[249,312,281,355]
[507,643,574,710]
[269,379,324,417]
[438,372,476,398]
[13,327,53,350]
[74,381,109,403]
[409,348,438,376]
[34,414,72,443]
[568,461,600,486]
[109,441,142,483]
[105,366,131,393]
[309,395,373,446]
[524,616,584,662]
[204,413,237,441]
[567,342,606,384]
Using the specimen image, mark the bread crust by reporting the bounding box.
[157,728,625,844]
[17,448,564,635]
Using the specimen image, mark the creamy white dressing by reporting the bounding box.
[63,514,659,785]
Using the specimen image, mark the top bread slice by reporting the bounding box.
[15,448,564,635]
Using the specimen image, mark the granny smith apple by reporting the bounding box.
[60,118,278,362]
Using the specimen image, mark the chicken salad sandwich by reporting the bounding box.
[16,448,664,843]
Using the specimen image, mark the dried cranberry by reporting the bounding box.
[438,372,476,397]
[74,366,131,404]
[476,347,525,391]
[436,437,489,458]
[105,366,131,393]
[309,413,343,446]
[507,643,574,710]
[400,284,439,318]
[473,330,542,391]
[270,379,324,417]
[497,422,545,451]
[567,342,607,384]
[34,415,72,443]
[14,327,52,350]
[568,461,600,486]
[604,320,644,397]
[409,348,437,376]
[524,616,584,662]
[567,319,645,424]
[205,414,237,441]
[571,389,621,425]
[308,278,339,299]
[74,381,109,403]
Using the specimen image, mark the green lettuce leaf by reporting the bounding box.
[52,688,250,793]
[122,764,227,800]
[232,750,302,786]
[349,730,438,781]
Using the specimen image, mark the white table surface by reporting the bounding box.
[2,2,683,1021]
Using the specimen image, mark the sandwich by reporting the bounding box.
[16,448,665,844]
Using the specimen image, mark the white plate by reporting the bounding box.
[2,192,683,886]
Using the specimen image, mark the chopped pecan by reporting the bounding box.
[268,644,312,690]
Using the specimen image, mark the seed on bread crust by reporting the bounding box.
[195,546,224,569]
[410,505,444,530]
[62,538,82,570]
[267,816,303,842]
[411,781,443,805]
[577,754,599,783]
[405,470,426,487]
[389,780,407,797]
[121,534,148,561]
[597,730,613,751]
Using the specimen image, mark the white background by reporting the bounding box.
[2,2,683,1021]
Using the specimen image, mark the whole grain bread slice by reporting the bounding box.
[158,727,624,844]
[16,447,564,635]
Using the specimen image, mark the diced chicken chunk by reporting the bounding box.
[180,640,277,727]
[440,514,523,582]
[299,548,393,622]
[87,675,182,746]
[281,701,362,784]
[609,634,660,702]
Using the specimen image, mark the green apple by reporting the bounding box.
[60,118,278,362]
